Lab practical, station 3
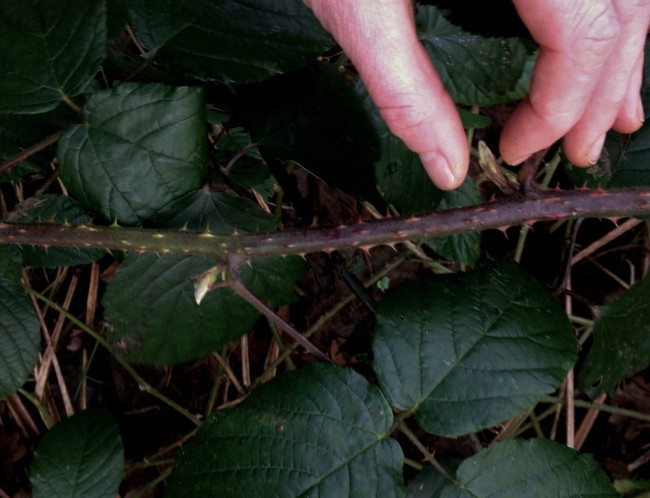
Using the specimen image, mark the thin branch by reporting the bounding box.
[229,261,331,363]
[543,395,650,423]
[222,143,258,175]
[0,131,62,174]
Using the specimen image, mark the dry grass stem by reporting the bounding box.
[550,379,566,441]
[574,392,607,451]
[212,352,245,395]
[261,340,280,384]
[572,218,642,265]
[240,335,251,387]
[85,262,100,326]
[6,394,39,438]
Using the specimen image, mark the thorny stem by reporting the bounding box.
[3,188,650,260]
[514,152,561,263]
[25,288,202,426]
[228,260,331,362]
[396,420,458,484]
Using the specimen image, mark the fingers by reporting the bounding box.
[562,0,650,164]
[612,50,645,132]
[304,0,468,189]
[500,0,623,165]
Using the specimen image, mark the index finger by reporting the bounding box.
[305,0,469,189]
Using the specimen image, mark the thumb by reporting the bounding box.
[305,0,468,190]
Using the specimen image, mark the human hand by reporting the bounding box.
[303,0,468,190]
[500,0,650,167]
[304,0,650,190]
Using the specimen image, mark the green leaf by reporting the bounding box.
[239,256,307,307]
[103,252,305,365]
[0,278,40,399]
[166,363,403,497]
[154,189,277,233]
[248,64,380,200]
[602,126,650,188]
[7,195,105,267]
[578,274,650,396]
[29,403,124,498]
[416,6,532,106]
[58,83,208,226]
[0,0,106,114]
[358,84,443,213]
[372,261,576,437]
[441,439,617,497]
[457,107,491,129]
[0,246,23,284]
[425,178,482,266]
[128,0,332,83]
[102,253,258,365]
[107,0,128,39]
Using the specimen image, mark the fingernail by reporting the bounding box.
[638,96,645,123]
[588,134,606,165]
[421,152,457,189]
[504,152,529,166]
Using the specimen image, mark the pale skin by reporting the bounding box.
[303,0,650,190]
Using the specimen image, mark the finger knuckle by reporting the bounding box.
[622,0,650,9]
[528,96,576,134]
[568,2,620,69]
[378,101,431,135]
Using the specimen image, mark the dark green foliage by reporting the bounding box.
[0,1,646,495]
[0,0,106,113]
[579,274,650,396]
[128,0,332,83]
[0,278,40,399]
[247,64,381,200]
[166,364,404,497]
[29,404,124,497]
[372,261,576,437]
[442,439,618,497]
[58,84,209,225]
